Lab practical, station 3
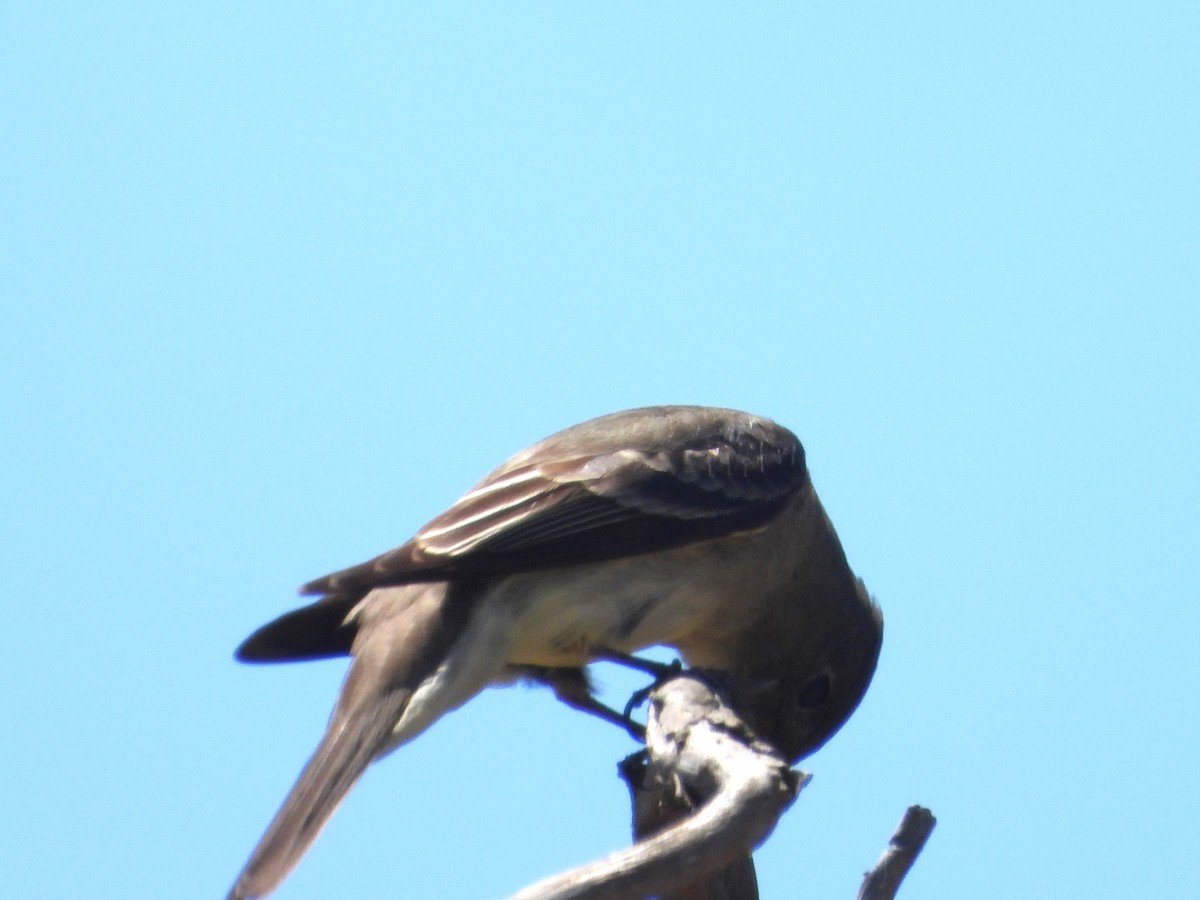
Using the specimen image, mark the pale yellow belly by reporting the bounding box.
[492,529,785,669]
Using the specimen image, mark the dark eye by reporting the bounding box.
[796,672,831,708]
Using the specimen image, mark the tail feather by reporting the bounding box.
[230,581,485,898]
[235,596,360,663]
[227,689,411,900]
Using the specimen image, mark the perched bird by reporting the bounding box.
[228,405,883,899]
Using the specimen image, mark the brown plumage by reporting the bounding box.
[228,406,882,899]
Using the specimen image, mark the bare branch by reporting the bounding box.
[856,806,937,900]
[508,672,806,900]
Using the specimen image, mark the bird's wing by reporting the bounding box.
[302,407,807,595]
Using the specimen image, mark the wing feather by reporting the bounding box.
[302,406,807,596]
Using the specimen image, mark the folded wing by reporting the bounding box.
[304,406,807,593]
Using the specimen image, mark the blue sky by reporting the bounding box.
[2,4,1197,898]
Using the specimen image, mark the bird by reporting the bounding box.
[227,405,883,899]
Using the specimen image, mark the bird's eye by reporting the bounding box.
[796,672,831,707]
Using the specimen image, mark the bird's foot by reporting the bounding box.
[620,657,684,721]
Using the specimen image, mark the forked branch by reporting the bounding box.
[508,671,804,900]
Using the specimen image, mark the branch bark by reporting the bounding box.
[856,805,937,900]
[507,671,805,900]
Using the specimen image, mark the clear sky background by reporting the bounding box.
[3,4,1197,899]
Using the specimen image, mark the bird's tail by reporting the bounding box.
[228,580,506,898]
[226,687,412,900]
[229,580,476,899]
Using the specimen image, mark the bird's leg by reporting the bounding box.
[616,656,685,720]
[517,652,685,742]
[587,648,685,722]
[591,648,682,679]
[588,648,686,722]
[516,665,646,742]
